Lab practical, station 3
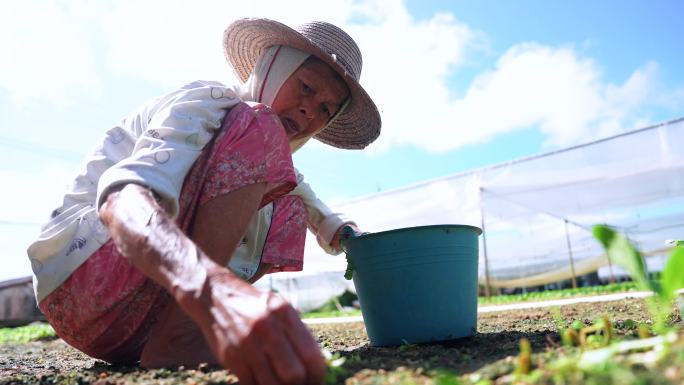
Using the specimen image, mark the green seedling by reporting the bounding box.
[638,324,652,339]
[621,319,637,330]
[515,338,532,375]
[340,225,356,280]
[561,328,579,347]
[399,339,418,352]
[552,307,581,347]
[434,372,463,385]
[579,316,613,348]
[660,241,684,315]
[322,348,346,385]
[602,315,614,345]
[550,306,566,330]
[560,319,586,346]
[344,254,354,280]
[593,226,684,333]
[0,323,56,343]
[592,226,654,292]
[571,319,584,330]
[560,228,684,371]
[505,230,683,382]
[559,315,613,348]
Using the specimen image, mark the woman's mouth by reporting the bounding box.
[282,118,300,137]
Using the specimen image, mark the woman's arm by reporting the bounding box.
[288,169,361,254]
[100,183,325,385]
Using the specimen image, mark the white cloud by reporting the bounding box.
[101,0,358,88]
[0,166,73,224]
[2,0,682,151]
[370,42,681,152]
[0,165,75,281]
[0,0,103,108]
[98,0,481,97]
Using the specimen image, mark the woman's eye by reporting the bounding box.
[321,105,332,118]
[301,82,312,93]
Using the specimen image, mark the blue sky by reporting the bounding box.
[1,0,683,281]
[295,0,684,200]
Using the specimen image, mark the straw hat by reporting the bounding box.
[224,18,381,149]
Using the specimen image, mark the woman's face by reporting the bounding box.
[272,58,350,141]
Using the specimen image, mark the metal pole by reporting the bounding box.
[606,250,616,284]
[564,219,578,289]
[479,187,492,299]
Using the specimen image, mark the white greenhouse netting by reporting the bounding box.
[263,117,684,308]
[253,271,355,312]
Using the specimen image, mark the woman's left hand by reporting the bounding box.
[331,223,364,251]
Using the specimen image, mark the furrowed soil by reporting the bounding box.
[0,297,677,384]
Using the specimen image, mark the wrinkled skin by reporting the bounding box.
[272,56,349,142]
[100,184,326,385]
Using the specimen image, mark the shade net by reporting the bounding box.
[264,118,684,308]
[324,118,684,289]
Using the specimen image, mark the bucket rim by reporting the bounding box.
[347,224,482,242]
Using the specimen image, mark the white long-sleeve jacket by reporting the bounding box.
[27,81,350,301]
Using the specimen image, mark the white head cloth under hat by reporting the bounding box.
[239,45,310,152]
[240,45,308,106]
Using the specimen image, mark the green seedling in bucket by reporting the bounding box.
[344,254,354,281]
[340,225,361,280]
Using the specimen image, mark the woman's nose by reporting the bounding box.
[298,102,314,120]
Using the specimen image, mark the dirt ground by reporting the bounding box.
[0,298,669,384]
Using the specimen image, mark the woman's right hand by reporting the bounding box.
[101,184,325,385]
[194,266,326,385]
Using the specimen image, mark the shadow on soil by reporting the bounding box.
[337,329,557,377]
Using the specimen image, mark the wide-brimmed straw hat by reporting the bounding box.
[224,18,381,149]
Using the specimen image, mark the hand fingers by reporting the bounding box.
[242,335,280,385]
[211,290,325,385]
[252,304,308,385]
[207,331,255,385]
[279,305,326,385]
[264,327,307,384]
[228,360,257,385]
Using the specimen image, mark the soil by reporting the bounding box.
[0,298,675,384]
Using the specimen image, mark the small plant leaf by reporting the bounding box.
[344,254,354,280]
[571,320,584,330]
[322,349,347,385]
[561,328,578,347]
[592,225,653,293]
[435,372,463,385]
[515,338,532,375]
[340,225,357,280]
[660,246,684,303]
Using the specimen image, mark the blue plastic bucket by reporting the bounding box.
[342,224,482,346]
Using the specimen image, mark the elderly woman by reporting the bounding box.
[27,18,380,385]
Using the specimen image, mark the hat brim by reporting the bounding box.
[224,18,381,149]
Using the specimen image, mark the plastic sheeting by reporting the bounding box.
[262,118,684,306]
[0,277,45,326]
[254,271,355,312]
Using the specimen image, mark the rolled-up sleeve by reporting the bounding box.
[288,169,355,255]
[96,81,241,218]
